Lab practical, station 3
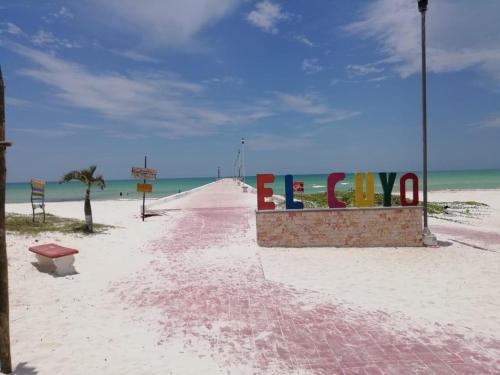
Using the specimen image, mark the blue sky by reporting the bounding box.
[1,0,499,182]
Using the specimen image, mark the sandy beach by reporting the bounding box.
[5,179,500,374]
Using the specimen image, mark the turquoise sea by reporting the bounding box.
[6,170,500,204]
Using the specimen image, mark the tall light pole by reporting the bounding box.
[418,0,437,246]
[240,138,245,183]
[233,149,240,181]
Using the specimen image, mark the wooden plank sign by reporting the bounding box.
[137,183,152,193]
[131,167,157,180]
[293,181,304,193]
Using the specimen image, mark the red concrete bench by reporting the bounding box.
[29,243,79,276]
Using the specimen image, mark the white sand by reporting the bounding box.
[259,189,500,339]
[7,196,229,374]
[5,184,500,373]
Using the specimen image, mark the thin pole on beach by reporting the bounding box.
[233,149,240,181]
[241,138,245,186]
[418,0,437,245]
[142,155,147,222]
[0,65,13,374]
[419,0,428,229]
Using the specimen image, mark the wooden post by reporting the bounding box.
[0,65,13,373]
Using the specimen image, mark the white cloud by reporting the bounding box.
[346,0,500,82]
[10,44,273,137]
[294,34,314,47]
[43,6,75,23]
[31,30,80,49]
[5,22,22,35]
[13,127,76,137]
[346,63,383,77]
[313,110,361,124]
[91,0,239,47]
[275,92,360,124]
[14,122,95,137]
[247,1,287,34]
[6,97,31,107]
[275,93,328,115]
[111,50,161,63]
[54,6,74,20]
[367,76,388,82]
[301,58,324,75]
[202,76,244,85]
[105,130,148,140]
[61,122,95,130]
[470,116,500,129]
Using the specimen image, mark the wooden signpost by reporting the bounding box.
[131,157,157,221]
[132,167,157,180]
[137,183,152,193]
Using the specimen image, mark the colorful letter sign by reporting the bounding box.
[379,172,397,207]
[256,171,420,211]
[327,173,347,208]
[354,172,375,207]
[257,174,276,210]
[285,175,304,210]
[400,173,419,206]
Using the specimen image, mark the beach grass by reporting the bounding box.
[294,191,400,208]
[6,213,113,235]
[292,192,487,216]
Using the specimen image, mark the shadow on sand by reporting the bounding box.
[30,262,79,278]
[437,240,453,247]
[11,362,38,375]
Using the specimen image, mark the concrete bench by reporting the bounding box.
[29,243,79,276]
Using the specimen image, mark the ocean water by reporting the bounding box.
[6,177,216,204]
[6,170,500,204]
[245,170,500,196]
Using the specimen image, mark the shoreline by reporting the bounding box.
[6,181,221,207]
[6,187,500,206]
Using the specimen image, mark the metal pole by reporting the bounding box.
[234,149,240,181]
[418,1,436,245]
[0,65,13,374]
[142,155,146,222]
[241,138,245,185]
[421,9,428,229]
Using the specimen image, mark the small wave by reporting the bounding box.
[312,185,326,188]
[340,182,349,185]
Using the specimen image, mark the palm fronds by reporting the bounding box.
[92,175,106,190]
[60,165,105,188]
[60,170,83,184]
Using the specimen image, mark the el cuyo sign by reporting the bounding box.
[256,172,420,211]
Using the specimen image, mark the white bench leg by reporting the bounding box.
[36,254,55,272]
[53,255,76,276]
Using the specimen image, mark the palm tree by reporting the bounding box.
[60,165,105,232]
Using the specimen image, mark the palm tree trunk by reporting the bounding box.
[84,188,93,232]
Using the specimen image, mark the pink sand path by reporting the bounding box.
[432,225,500,250]
[114,180,500,374]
